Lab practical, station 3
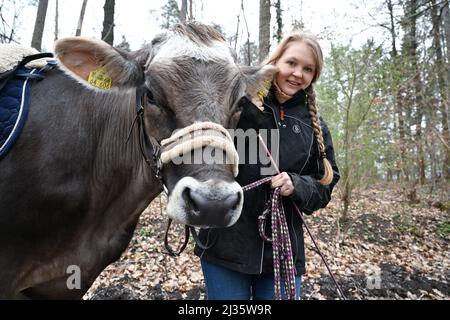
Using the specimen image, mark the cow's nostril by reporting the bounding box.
[187,189,208,213]
[185,189,241,214]
[224,192,241,211]
[180,185,243,227]
[182,188,199,214]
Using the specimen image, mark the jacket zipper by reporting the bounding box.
[279,105,287,128]
[273,103,301,270]
[259,103,281,274]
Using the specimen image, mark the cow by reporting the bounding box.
[0,22,277,299]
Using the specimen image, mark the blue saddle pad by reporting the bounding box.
[0,67,44,160]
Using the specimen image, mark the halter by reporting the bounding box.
[128,87,164,182]
[131,88,239,256]
[160,121,239,177]
[159,120,239,255]
[131,87,239,184]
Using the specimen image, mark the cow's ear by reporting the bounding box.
[54,37,144,90]
[242,65,278,99]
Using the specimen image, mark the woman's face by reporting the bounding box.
[275,41,316,97]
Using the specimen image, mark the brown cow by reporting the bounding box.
[0,23,276,299]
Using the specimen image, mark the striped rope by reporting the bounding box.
[243,177,297,300]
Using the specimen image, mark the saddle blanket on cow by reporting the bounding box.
[0,65,51,160]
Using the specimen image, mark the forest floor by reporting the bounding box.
[84,183,449,300]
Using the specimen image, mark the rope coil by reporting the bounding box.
[243,177,296,300]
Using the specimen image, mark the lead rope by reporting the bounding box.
[242,177,296,300]
[248,134,347,300]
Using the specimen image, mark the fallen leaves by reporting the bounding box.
[84,184,449,300]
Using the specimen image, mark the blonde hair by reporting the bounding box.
[265,31,333,186]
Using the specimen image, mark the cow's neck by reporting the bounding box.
[90,90,159,196]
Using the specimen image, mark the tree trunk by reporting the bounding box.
[387,0,407,182]
[274,0,282,43]
[189,0,194,21]
[436,1,450,180]
[258,0,271,63]
[76,0,88,36]
[387,0,398,57]
[54,0,59,41]
[404,0,425,184]
[180,0,187,23]
[101,0,115,45]
[443,2,450,92]
[396,88,408,182]
[341,104,351,222]
[339,53,356,222]
[31,0,49,51]
[413,0,425,184]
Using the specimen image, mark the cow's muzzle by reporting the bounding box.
[166,177,243,228]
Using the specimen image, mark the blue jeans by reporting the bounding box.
[201,259,301,300]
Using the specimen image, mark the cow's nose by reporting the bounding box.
[182,187,241,226]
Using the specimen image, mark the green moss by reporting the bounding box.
[436,222,450,239]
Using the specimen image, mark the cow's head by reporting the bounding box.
[54,22,277,228]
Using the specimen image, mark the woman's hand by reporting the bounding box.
[271,172,295,196]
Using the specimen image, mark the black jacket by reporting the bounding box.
[194,88,340,275]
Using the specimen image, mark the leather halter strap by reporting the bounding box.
[164,219,215,257]
[164,219,189,257]
[128,87,164,183]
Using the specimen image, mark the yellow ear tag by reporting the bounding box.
[88,67,112,90]
[257,80,271,101]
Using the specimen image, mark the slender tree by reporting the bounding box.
[259,0,271,62]
[160,0,180,29]
[386,0,408,182]
[239,0,252,65]
[403,0,426,184]
[180,0,187,23]
[188,0,194,21]
[274,0,283,43]
[443,2,450,99]
[75,0,88,36]
[239,41,258,66]
[31,0,48,50]
[54,0,58,41]
[0,0,23,44]
[101,0,115,45]
[431,0,450,180]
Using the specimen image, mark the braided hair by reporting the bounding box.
[306,85,333,185]
[264,31,333,186]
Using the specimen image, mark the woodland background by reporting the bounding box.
[1,0,448,299]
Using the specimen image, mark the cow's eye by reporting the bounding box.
[146,90,156,105]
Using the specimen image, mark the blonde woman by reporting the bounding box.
[195,30,340,300]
